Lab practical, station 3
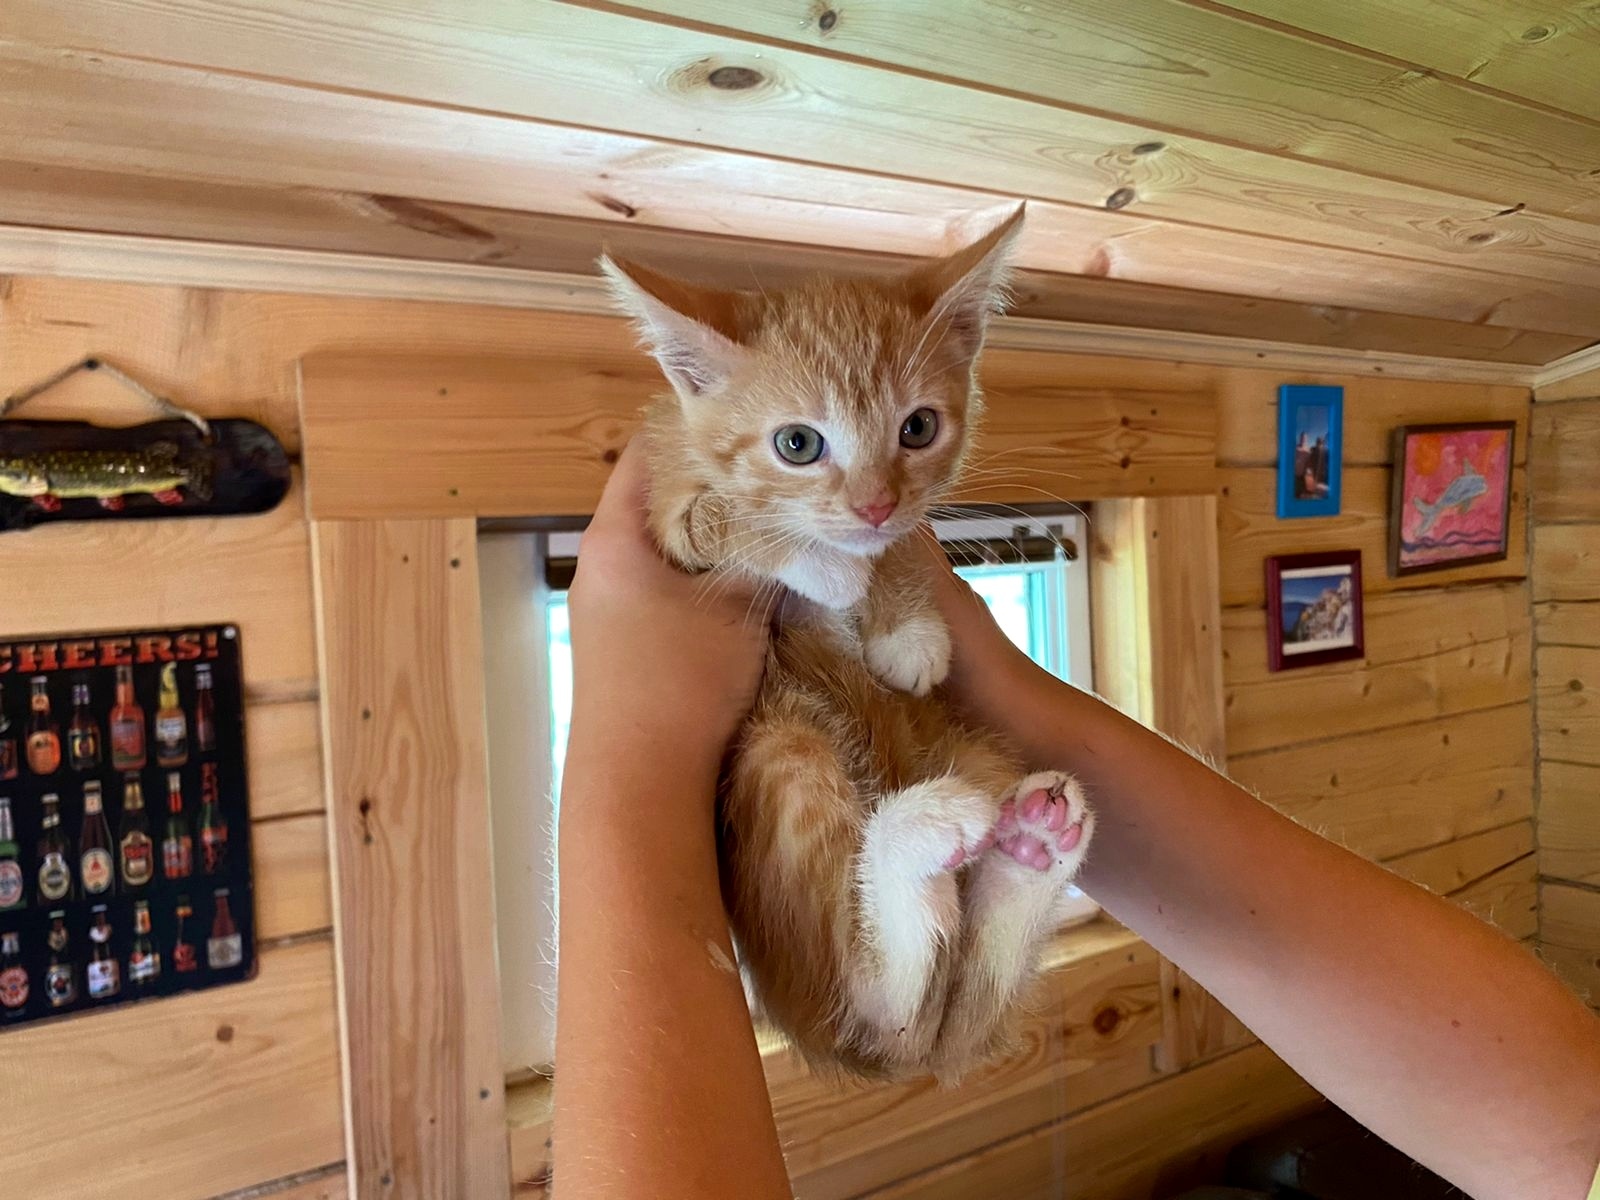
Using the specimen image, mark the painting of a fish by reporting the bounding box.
[1389,422,1515,576]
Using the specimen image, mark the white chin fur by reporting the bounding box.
[775,547,873,610]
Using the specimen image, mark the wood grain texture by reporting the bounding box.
[1533,524,1600,602]
[1540,883,1600,1000]
[248,698,326,820]
[298,351,1216,519]
[1387,820,1534,896]
[1217,0,1600,123]
[0,938,344,1200]
[2,164,1586,366]
[1229,705,1535,861]
[629,0,1600,219]
[1224,587,1532,755]
[311,519,508,1200]
[222,1164,350,1200]
[10,5,1600,305]
[1538,761,1600,886]
[1531,399,1600,523]
[1218,465,1528,607]
[1449,854,1539,940]
[1537,600,1600,648]
[860,1043,1320,1200]
[255,812,334,941]
[1537,364,1600,403]
[507,925,1163,1199]
[1538,645,1600,766]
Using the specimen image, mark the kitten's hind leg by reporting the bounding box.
[934,770,1095,1081]
[851,777,998,1066]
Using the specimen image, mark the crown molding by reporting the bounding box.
[0,223,1547,387]
[1532,340,1600,397]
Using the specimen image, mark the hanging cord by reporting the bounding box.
[1,357,212,438]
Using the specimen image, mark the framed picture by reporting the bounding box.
[1389,422,1515,576]
[1276,384,1343,518]
[1265,550,1365,671]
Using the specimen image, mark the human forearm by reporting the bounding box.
[986,662,1600,1199]
[553,746,790,1200]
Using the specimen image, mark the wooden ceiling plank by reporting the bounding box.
[5,5,1600,294]
[1215,0,1600,124]
[3,46,1599,344]
[0,158,1589,363]
[607,0,1600,216]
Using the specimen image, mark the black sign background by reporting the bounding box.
[0,624,256,1028]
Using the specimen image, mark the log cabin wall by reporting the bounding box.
[0,273,1541,1199]
[1532,365,1600,998]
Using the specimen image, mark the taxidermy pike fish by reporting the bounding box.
[1412,460,1486,535]
[0,443,213,505]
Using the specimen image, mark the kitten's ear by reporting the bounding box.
[599,254,749,400]
[907,205,1025,364]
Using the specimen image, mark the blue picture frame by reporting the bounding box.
[1276,384,1343,518]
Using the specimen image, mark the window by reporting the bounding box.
[482,511,1094,1074]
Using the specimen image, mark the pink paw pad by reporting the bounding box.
[943,828,996,871]
[996,789,1085,872]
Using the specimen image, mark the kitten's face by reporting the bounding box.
[683,282,976,558]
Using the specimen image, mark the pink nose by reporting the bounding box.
[853,496,899,528]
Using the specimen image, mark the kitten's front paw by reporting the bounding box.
[864,614,952,696]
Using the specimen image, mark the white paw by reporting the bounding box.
[776,548,872,610]
[992,770,1094,878]
[864,614,952,696]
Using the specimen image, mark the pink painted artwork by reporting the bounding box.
[1391,424,1514,574]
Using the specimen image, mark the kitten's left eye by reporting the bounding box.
[900,408,939,449]
[774,424,826,465]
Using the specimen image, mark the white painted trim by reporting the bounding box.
[0,223,1543,386]
[1533,341,1600,392]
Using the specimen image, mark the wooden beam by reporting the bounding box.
[1538,761,1600,887]
[297,351,1216,520]
[1533,525,1600,602]
[1537,645,1600,767]
[9,5,1600,301]
[1537,601,1600,649]
[1531,399,1600,522]
[1539,883,1600,1000]
[310,519,509,1199]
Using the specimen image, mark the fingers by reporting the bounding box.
[586,435,655,549]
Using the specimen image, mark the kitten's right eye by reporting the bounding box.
[774,425,826,465]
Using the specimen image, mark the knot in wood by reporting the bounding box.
[1092,1006,1122,1035]
[1104,187,1137,210]
[708,65,764,90]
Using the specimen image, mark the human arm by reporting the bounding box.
[552,443,791,1200]
[924,546,1600,1200]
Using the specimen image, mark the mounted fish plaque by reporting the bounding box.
[0,359,290,532]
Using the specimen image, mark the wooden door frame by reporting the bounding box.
[298,348,1230,1198]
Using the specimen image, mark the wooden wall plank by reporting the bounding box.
[1217,0,1600,123]
[1538,646,1600,766]
[248,698,325,820]
[298,352,1216,519]
[229,1166,350,1200]
[612,0,1600,218]
[1532,525,1600,602]
[0,938,344,1200]
[1538,761,1600,886]
[1219,465,1527,607]
[1224,591,1531,755]
[0,473,316,694]
[12,4,1600,307]
[860,1044,1320,1200]
[255,812,334,941]
[1531,400,1600,523]
[1450,855,1539,940]
[1387,820,1534,897]
[1538,366,1600,404]
[311,518,508,1199]
[1229,705,1535,862]
[1540,883,1600,1000]
[1536,601,1600,649]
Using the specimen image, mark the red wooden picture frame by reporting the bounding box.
[1265,550,1365,672]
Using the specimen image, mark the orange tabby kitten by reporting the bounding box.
[602,210,1094,1082]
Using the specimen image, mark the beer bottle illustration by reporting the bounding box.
[87,906,120,1000]
[67,680,103,771]
[0,797,23,912]
[45,911,77,1007]
[129,900,161,988]
[199,763,227,875]
[79,781,115,898]
[109,664,146,771]
[36,794,72,904]
[207,888,243,969]
[0,931,27,1017]
[154,663,188,769]
[173,897,199,973]
[162,772,194,880]
[194,663,217,755]
[26,676,61,776]
[119,774,154,890]
[0,683,18,781]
